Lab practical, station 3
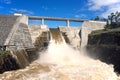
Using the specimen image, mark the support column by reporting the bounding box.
[66,20,70,27]
[41,18,44,25]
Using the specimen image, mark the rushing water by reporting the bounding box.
[0,29,120,80]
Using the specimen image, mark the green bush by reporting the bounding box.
[0,50,10,56]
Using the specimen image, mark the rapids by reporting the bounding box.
[0,28,120,80]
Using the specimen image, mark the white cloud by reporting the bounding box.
[88,0,120,10]
[87,0,120,18]
[101,4,120,18]
[10,8,34,15]
[1,0,11,4]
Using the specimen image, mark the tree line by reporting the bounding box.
[92,11,120,29]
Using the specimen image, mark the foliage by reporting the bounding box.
[104,20,111,29]
[0,50,11,65]
[105,11,120,29]
[94,16,100,21]
[92,16,107,21]
[108,11,120,23]
[0,50,10,56]
[91,27,120,35]
[0,50,19,73]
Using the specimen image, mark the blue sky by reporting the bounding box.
[0,0,120,27]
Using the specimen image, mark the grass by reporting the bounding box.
[0,50,10,56]
[0,50,11,64]
[91,27,120,35]
[87,44,120,49]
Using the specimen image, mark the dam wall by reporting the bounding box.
[28,25,49,45]
[0,15,18,46]
[81,21,106,48]
[59,21,106,49]
[28,26,81,49]
[59,27,81,49]
[0,15,33,50]
[0,14,107,50]
[0,15,33,73]
[7,15,33,50]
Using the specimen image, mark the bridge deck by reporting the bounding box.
[29,16,88,22]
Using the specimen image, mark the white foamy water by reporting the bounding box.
[0,29,120,80]
[0,40,120,80]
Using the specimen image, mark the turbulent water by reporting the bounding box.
[0,29,120,80]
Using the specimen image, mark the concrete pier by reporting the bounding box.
[41,18,44,25]
[66,20,70,27]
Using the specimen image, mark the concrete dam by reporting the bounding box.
[0,14,120,80]
[0,14,33,51]
[0,14,106,51]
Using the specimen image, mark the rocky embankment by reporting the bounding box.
[0,49,37,74]
[0,51,19,73]
[87,29,120,73]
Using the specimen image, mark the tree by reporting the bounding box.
[115,11,120,22]
[101,18,107,21]
[105,11,120,29]
[108,12,120,23]
[94,16,100,21]
[104,20,111,29]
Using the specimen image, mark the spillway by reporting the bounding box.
[0,28,120,80]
